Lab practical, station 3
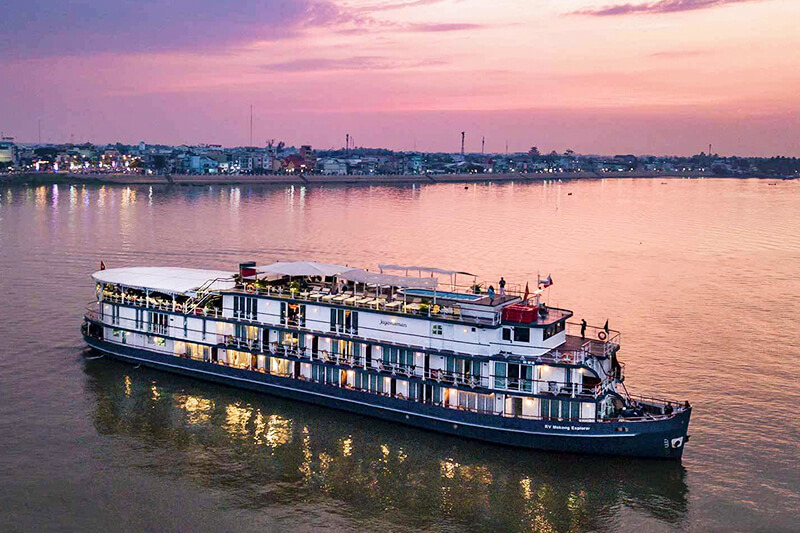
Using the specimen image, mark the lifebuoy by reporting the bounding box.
[598,331,608,341]
[245,283,256,294]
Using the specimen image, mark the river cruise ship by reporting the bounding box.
[82,261,691,459]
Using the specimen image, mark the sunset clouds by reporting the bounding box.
[1,0,798,155]
[573,0,762,16]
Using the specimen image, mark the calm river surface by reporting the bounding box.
[1,178,798,532]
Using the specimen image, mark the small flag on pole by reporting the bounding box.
[100,261,106,271]
[523,282,530,302]
[539,274,553,288]
[603,319,609,333]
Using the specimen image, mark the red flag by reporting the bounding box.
[100,261,106,271]
[523,282,529,302]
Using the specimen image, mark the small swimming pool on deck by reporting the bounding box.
[400,288,482,302]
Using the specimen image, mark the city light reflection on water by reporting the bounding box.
[85,360,688,533]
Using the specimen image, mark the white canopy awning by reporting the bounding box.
[93,267,235,295]
[379,264,475,277]
[255,261,348,278]
[338,269,438,289]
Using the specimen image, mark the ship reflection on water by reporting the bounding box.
[85,359,688,532]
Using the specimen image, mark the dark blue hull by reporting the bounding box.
[84,336,691,459]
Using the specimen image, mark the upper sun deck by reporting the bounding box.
[92,261,575,330]
[231,261,571,328]
[92,267,235,296]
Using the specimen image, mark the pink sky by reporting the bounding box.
[1,0,798,155]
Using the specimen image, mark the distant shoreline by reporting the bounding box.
[1,170,782,187]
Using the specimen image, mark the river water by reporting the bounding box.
[0,178,798,532]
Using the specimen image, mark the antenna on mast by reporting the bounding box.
[460,131,465,155]
[249,105,253,147]
[481,136,485,154]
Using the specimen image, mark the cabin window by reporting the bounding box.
[186,343,209,361]
[408,382,423,401]
[147,311,168,335]
[270,357,291,376]
[235,324,260,344]
[494,362,507,389]
[542,320,565,340]
[282,302,305,327]
[147,336,166,347]
[564,401,580,420]
[385,347,414,370]
[432,324,443,336]
[458,391,493,413]
[502,328,512,341]
[233,295,257,320]
[540,399,580,420]
[499,363,532,391]
[330,308,358,334]
[324,366,340,386]
[447,357,480,380]
[110,305,120,325]
[282,331,301,349]
[367,373,383,394]
[513,327,530,343]
[312,363,324,382]
[332,339,358,359]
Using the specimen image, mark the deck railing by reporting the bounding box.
[86,302,625,399]
[85,313,691,422]
[88,300,615,374]
[565,321,621,350]
[235,285,505,325]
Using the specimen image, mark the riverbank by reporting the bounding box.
[0,170,720,186]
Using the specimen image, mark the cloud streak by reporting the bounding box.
[0,0,354,59]
[262,55,442,72]
[347,0,453,11]
[404,23,486,32]
[649,49,710,58]
[573,0,760,16]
